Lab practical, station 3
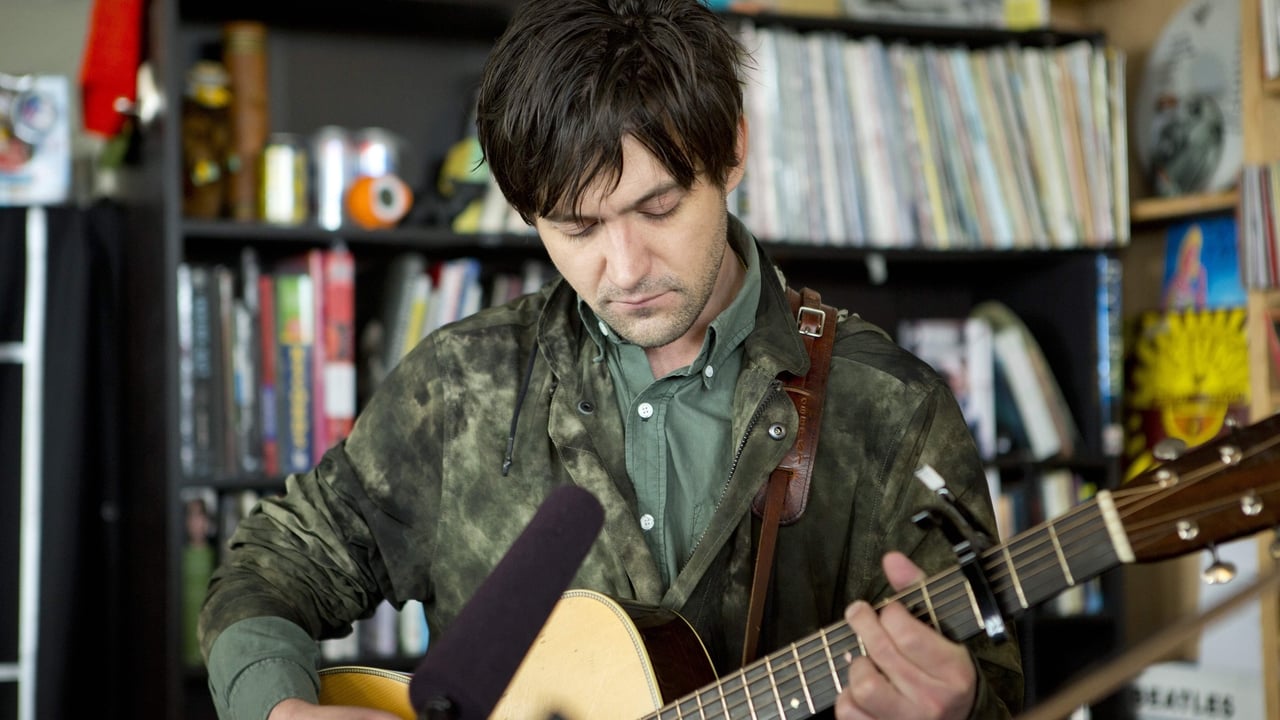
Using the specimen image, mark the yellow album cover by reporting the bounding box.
[1123,307,1250,481]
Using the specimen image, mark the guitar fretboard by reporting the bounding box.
[644,500,1122,720]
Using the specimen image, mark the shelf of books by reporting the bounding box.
[728,18,1129,250]
[134,1,1145,717]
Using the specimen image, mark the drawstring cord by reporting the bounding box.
[502,340,541,476]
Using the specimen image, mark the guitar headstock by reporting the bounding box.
[1116,413,1280,564]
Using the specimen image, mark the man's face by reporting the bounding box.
[535,134,745,350]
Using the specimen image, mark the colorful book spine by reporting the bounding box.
[275,272,315,474]
[322,245,356,444]
[257,273,279,476]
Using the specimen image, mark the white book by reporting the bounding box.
[992,326,1062,460]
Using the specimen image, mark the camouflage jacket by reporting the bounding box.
[201,226,1023,717]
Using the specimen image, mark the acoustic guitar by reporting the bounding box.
[320,413,1280,719]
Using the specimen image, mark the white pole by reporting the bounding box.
[18,206,46,720]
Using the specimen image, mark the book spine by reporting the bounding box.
[1096,254,1123,457]
[215,266,239,473]
[190,266,223,478]
[177,263,196,478]
[258,273,280,476]
[180,487,218,666]
[276,273,314,473]
[322,246,356,444]
[224,21,269,221]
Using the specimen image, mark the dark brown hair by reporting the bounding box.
[476,0,747,224]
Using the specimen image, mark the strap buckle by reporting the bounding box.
[796,305,826,338]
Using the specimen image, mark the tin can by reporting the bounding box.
[311,125,353,230]
[260,132,307,225]
[353,127,401,178]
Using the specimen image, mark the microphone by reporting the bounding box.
[408,484,605,719]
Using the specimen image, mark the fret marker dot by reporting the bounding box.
[790,698,800,709]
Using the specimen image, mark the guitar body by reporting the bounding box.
[319,589,717,719]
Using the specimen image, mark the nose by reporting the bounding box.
[602,220,651,291]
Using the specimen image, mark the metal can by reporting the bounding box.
[353,127,401,178]
[260,132,308,225]
[310,125,353,230]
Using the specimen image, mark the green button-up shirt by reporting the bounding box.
[579,245,760,587]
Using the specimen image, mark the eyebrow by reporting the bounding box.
[543,180,684,225]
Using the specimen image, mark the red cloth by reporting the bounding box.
[79,0,144,137]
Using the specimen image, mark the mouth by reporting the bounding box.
[611,291,668,309]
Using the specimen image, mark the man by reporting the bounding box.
[200,1,1023,718]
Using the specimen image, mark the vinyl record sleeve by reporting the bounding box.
[1135,0,1243,197]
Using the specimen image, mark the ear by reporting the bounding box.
[724,114,749,194]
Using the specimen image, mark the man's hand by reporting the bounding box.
[834,551,977,720]
[268,698,402,720]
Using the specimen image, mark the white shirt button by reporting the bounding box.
[703,365,715,378]
[598,321,610,336]
[640,513,655,531]
[637,402,654,419]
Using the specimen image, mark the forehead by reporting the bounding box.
[548,136,683,219]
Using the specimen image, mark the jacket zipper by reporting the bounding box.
[687,378,783,554]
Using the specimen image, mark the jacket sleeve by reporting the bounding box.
[870,378,1025,718]
[198,335,447,661]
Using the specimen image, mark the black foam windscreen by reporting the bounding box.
[408,484,605,719]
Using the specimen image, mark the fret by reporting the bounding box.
[693,684,705,719]
[740,668,758,718]
[919,581,940,631]
[960,575,985,631]
[821,630,842,692]
[717,675,731,719]
[1095,489,1134,562]
[764,656,786,719]
[790,643,816,715]
[1047,522,1076,586]
[1002,545,1028,610]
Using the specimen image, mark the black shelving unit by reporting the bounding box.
[118,2,1130,718]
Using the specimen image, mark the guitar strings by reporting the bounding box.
[645,434,1280,718]
[646,498,1168,718]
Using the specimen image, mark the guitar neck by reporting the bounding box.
[645,492,1127,720]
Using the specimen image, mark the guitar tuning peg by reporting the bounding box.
[1153,437,1187,461]
[1224,416,1241,430]
[1201,543,1237,585]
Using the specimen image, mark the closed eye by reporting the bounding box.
[561,221,598,239]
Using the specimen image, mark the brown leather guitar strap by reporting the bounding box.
[742,286,836,665]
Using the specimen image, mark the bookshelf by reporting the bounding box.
[1241,0,1280,714]
[119,1,1132,718]
[1129,191,1240,226]
[1056,0,1280,715]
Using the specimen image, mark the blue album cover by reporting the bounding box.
[1161,215,1245,310]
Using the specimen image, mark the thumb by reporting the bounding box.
[882,550,926,592]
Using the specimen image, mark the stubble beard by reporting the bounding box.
[598,233,727,349]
